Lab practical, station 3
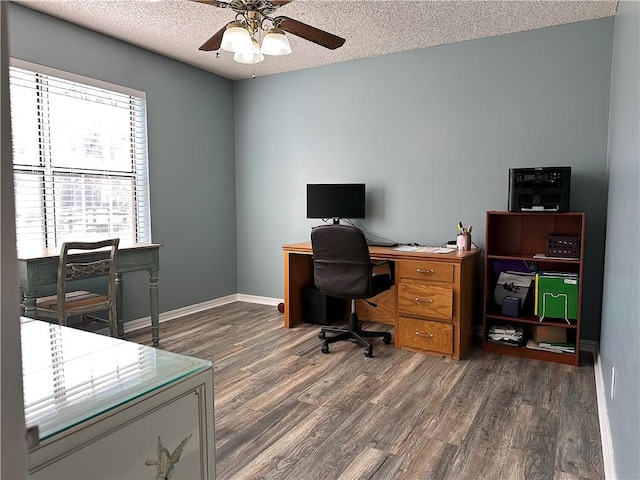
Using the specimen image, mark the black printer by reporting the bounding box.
[508,167,571,212]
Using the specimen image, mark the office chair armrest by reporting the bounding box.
[371,260,395,284]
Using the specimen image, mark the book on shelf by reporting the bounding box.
[533,253,579,260]
[526,339,575,354]
[538,342,575,353]
[538,271,578,277]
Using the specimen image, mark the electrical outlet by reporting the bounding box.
[611,366,616,400]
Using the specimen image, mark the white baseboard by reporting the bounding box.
[590,341,616,480]
[119,293,282,335]
[236,294,282,307]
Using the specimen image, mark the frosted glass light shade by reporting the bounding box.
[233,39,264,64]
[221,22,252,53]
[260,28,292,56]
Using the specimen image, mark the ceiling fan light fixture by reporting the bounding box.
[195,0,346,67]
[221,21,252,53]
[260,28,292,56]
[233,38,264,64]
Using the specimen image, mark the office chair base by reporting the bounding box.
[319,314,392,357]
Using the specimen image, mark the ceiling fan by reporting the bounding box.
[192,0,346,64]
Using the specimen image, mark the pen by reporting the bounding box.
[458,222,472,233]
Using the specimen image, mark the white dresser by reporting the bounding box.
[22,318,215,479]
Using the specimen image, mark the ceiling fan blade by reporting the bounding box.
[190,0,230,8]
[275,16,345,50]
[198,25,227,51]
[270,0,295,6]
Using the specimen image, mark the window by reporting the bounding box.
[9,59,151,251]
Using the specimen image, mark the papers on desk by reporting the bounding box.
[393,245,455,254]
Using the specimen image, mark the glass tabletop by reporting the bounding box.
[21,318,211,441]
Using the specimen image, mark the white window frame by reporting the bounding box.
[9,58,151,251]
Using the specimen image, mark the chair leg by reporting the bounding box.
[324,332,351,345]
[318,298,391,356]
[359,330,393,344]
[348,300,360,332]
[320,325,352,338]
[349,331,369,348]
[108,304,118,338]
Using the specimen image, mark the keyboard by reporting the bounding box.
[366,240,399,248]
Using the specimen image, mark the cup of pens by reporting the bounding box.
[457,222,472,251]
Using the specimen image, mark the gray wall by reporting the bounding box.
[234,18,614,341]
[8,3,238,321]
[600,1,640,478]
[7,6,616,343]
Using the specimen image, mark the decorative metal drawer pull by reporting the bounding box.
[416,268,436,274]
[414,298,433,303]
[416,331,435,338]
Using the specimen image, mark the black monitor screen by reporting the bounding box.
[306,183,366,220]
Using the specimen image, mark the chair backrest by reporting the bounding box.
[56,238,120,318]
[310,224,372,299]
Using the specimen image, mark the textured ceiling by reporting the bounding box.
[15,0,618,81]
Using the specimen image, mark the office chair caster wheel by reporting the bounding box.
[318,331,326,340]
[383,333,392,344]
[321,342,329,354]
[364,345,373,358]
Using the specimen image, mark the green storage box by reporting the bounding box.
[535,273,579,323]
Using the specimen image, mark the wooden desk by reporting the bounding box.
[283,242,481,360]
[18,243,162,346]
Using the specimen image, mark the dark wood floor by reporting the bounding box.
[127,302,603,480]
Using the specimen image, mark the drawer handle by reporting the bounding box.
[416,268,436,274]
[416,331,434,338]
[414,297,433,304]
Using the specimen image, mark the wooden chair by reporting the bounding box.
[36,239,120,337]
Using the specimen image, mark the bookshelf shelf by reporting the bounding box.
[483,340,578,366]
[486,253,580,265]
[484,310,578,329]
[482,211,585,366]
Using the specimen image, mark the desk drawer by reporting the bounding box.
[398,283,453,320]
[397,317,453,355]
[397,261,453,283]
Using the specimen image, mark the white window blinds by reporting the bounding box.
[9,59,151,251]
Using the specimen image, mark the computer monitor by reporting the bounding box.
[306,183,365,224]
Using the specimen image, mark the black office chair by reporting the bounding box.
[311,224,394,357]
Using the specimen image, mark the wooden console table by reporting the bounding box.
[282,242,481,360]
[18,243,162,346]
